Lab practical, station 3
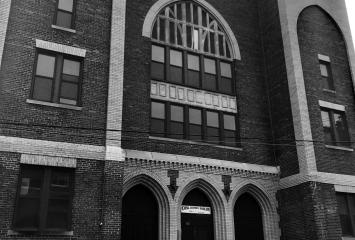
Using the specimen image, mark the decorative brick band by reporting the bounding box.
[21,154,77,168]
[151,81,237,113]
[35,39,86,57]
[0,0,12,70]
[125,149,279,176]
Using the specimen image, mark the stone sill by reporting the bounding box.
[27,99,82,111]
[149,136,243,151]
[325,145,354,152]
[323,88,336,94]
[342,237,355,240]
[51,24,76,33]
[8,229,73,236]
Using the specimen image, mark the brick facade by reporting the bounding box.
[0,0,355,239]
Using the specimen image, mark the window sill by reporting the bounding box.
[342,237,355,240]
[149,136,243,151]
[325,145,354,152]
[27,99,82,111]
[51,25,76,33]
[8,229,73,236]
[323,88,336,94]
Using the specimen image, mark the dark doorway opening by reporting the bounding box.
[181,188,214,240]
[121,184,158,240]
[234,193,264,240]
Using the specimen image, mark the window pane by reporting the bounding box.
[20,168,43,196]
[187,70,200,88]
[334,112,350,145]
[50,170,71,198]
[15,198,40,229]
[224,130,236,146]
[56,11,72,29]
[58,0,73,12]
[206,127,219,144]
[60,82,78,100]
[204,58,216,74]
[207,111,219,127]
[46,199,70,229]
[193,29,199,50]
[152,45,165,63]
[321,111,331,127]
[63,59,80,76]
[220,62,232,78]
[151,119,165,137]
[189,108,201,125]
[170,105,184,122]
[151,62,165,80]
[188,54,200,71]
[151,102,165,119]
[36,54,55,78]
[204,74,216,91]
[224,114,236,130]
[170,66,183,84]
[189,125,202,141]
[320,64,328,77]
[169,122,184,139]
[33,77,53,102]
[62,74,79,83]
[170,50,182,67]
[220,77,232,94]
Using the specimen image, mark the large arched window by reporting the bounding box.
[150,1,239,147]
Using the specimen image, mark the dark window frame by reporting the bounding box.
[12,165,74,234]
[53,0,77,29]
[30,49,83,107]
[151,43,236,95]
[150,100,240,147]
[336,192,355,237]
[319,60,335,91]
[321,107,351,147]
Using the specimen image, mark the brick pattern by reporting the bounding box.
[0,152,105,239]
[0,0,111,146]
[298,5,355,175]
[277,182,342,240]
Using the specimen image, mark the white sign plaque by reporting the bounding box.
[181,205,211,215]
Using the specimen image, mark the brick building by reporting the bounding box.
[0,0,354,239]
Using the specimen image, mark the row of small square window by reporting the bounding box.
[151,44,235,95]
[151,101,239,147]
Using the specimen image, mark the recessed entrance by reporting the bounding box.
[121,184,158,240]
[181,188,214,240]
[234,193,264,240]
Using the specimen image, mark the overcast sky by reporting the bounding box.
[346,0,355,47]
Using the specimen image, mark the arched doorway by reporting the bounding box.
[121,184,158,240]
[181,188,214,240]
[234,193,264,240]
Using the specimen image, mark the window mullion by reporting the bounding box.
[39,168,51,232]
[53,55,64,103]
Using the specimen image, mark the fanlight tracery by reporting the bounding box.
[152,1,232,59]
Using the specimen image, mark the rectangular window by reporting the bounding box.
[13,165,74,233]
[204,58,217,91]
[187,54,200,88]
[319,60,334,90]
[31,52,82,106]
[336,192,355,237]
[169,104,184,139]
[220,62,233,94]
[151,45,165,81]
[321,108,350,147]
[169,49,183,84]
[188,108,202,141]
[151,101,166,137]
[55,0,75,29]
[206,111,220,144]
[223,114,236,146]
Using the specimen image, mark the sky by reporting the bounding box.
[346,0,355,47]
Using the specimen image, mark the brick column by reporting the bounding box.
[277,182,342,240]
